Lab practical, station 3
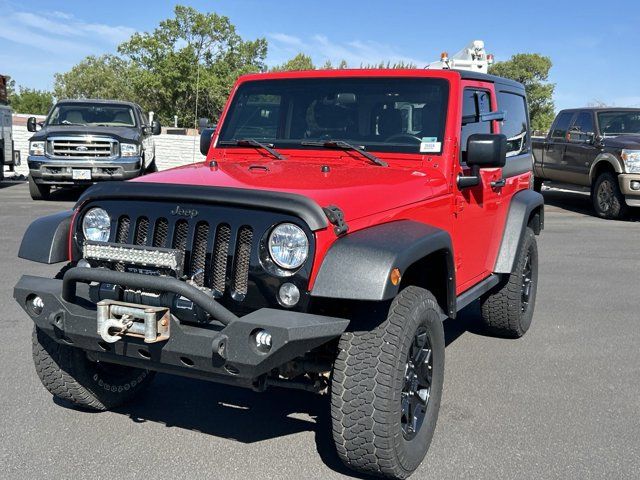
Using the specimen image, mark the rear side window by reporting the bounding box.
[497,91,529,157]
[461,89,492,154]
[551,112,574,140]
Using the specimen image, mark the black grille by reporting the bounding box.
[111,216,253,298]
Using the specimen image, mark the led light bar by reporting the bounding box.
[83,241,185,272]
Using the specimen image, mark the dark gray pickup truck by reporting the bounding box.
[532,108,640,219]
[27,99,161,200]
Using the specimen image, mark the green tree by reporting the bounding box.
[117,5,266,125]
[54,54,137,102]
[271,53,315,71]
[52,5,267,126]
[8,81,54,115]
[489,53,555,132]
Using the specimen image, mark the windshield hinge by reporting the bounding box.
[323,205,349,236]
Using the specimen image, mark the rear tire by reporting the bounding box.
[28,175,50,200]
[331,287,445,479]
[480,227,538,338]
[592,172,628,219]
[32,327,155,411]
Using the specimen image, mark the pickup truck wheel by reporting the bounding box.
[592,172,628,219]
[480,227,538,338]
[28,175,50,201]
[331,287,445,479]
[32,327,155,411]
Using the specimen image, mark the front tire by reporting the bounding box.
[331,287,445,479]
[480,227,538,338]
[32,327,155,410]
[592,172,628,219]
[28,175,50,201]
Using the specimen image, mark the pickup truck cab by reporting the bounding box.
[15,69,543,479]
[533,108,640,219]
[26,99,161,200]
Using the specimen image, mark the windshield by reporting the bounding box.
[218,77,449,154]
[597,111,640,136]
[46,103,137,127]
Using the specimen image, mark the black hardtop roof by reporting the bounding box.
[455,70,525,92]
[56,98,140,108]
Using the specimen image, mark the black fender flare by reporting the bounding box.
[494,189,544,274]
[18,210,73,264]
[310,220,456,315]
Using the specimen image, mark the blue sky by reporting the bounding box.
[1,0,638,111]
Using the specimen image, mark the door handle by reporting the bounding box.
[490,179,506,188]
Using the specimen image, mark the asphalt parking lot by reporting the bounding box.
[1,181,638,480]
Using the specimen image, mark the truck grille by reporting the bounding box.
[113,214,254,299]
[47,136,118,159]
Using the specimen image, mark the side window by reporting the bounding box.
[138,107,149,128]
[551,112,574,140]
[569,112,594,139]
[497,91,529,157]
[461,89,492,156]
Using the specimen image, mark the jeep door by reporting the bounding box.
[540,111,575,182]
[563,110,596,186]
[454,83,504,291]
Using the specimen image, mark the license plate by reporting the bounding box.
[72,169,92,180]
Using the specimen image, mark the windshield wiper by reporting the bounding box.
[219,138,285,160]
[301,140,387,167]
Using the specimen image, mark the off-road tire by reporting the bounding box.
[28,175,50,201]
[331,287,445,479]
[592,172,628,220]
[32,327,155,411]
[480,227,538,338]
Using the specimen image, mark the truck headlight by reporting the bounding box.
[268,223,308,269]
[621,150,640,174]
[120,143,139,157]
[82,208,111,242]
[29,141,45,156]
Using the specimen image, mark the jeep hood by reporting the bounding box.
[30,125,142,143]
[134,159,437,223]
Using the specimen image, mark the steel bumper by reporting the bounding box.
[14,274,349,383]
[28,155,142,183]
[618,173,640,207]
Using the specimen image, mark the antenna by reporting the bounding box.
[191,59,201,163]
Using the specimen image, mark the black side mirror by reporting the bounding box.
[200,127,215,156]
[151,120,161,135]
[27,117,38,132]
[466,134,507,168]
[458,134,507,189]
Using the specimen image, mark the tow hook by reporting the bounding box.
[97,300,170,344]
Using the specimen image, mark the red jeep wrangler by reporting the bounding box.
[15,69,543,479]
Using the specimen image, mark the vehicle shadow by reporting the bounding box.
[542,188,640,221]
[50,308,487,479]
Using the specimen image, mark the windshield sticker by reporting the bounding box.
[420,138,441,153]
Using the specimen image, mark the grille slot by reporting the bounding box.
[212,224,231,295]
[172,220,189,251]
[152,218,169,247]
[116,216,131,243]
[134,217,149,246]
[48,136,117,159]
[232,227,253,297]
[191,222,210,287]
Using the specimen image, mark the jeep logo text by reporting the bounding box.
[170,206,199,218]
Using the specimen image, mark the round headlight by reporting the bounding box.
[82,208,111,242]
[268,223,309,270]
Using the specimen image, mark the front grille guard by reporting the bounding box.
[62,267,239,325]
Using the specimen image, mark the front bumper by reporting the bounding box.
[28,155,142,184]
[618,173,640,207]
[14,273,349,384]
